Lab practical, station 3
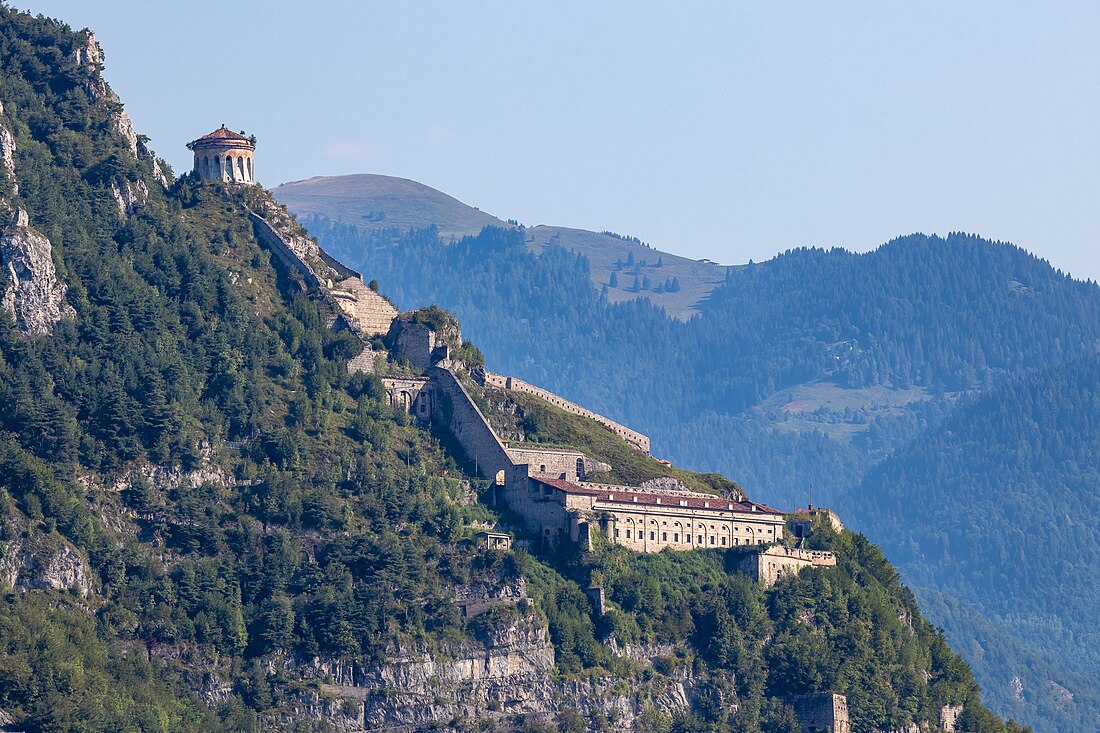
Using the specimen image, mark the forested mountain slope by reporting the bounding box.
[296,194,1100,733]
[857,355,1100,730]
[0,6,1027,733]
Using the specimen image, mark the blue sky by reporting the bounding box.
[23,1,1100,282]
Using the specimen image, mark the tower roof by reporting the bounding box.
[187,125,254,150]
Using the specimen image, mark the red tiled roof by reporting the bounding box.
[531,476,784,516]
[187,125,253,149]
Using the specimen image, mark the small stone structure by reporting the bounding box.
[187,125,256,183]
[792,506,845,539]
[739,545,836,588]
[791,693,850,733]
[505,445,610,482]
[381,376,432,422]
[940,703,963,733]
[389,317,458,371]
[476,531,512,551]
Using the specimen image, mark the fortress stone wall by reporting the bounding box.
[519,477,787,553]
[401,366,818,567]
[485,372,651,453]
[792,693,850,733]
[331,277,398,336]
[250,212,322,289]
[505,446,609,482]
[739,545,836,588]
[381,377,431,422]
[428,367,515,482]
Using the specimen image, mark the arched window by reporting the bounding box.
[247,157,253,181]
[237,156,245,180]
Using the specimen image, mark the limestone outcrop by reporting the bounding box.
[73,33,139,159]
[110,177,149,217]
[0,532,93,597]
[281,610,705,731]
[0,102,16,198]
[1,209,74,336]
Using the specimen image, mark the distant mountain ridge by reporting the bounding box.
[274,174,727,319]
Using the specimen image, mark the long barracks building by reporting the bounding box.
[511,477,786,552]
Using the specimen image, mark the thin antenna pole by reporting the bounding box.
[809,481,813,511]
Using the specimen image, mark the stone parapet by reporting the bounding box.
[485,372,650,453]
[740,545,837,588]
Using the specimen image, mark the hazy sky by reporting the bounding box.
[23,1,1100,282]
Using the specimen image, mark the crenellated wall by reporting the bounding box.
[485,372,650,453]
[739,545,836,587]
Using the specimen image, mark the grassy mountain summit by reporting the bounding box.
[274,173,727,320]
[0,5,1029,733]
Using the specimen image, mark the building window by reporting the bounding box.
[698,535,703,544]
[721,537,726,546]
[662,533,667,541]
[674,533,679,542]
[650,532,656,540]
[540,465,546,472]
[710,536,715,545]
[614,529,619,538]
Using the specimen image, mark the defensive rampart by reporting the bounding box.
[428,368,514,481]
[484,372,650,453]
[250,212,321,289]
[251,210,397,337]
[739,546,836,587]
[504,445,609,482]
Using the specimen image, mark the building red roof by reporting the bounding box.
[187,125,254,149]
[531,476,784,516]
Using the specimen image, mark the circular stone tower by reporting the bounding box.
[186,125,256,183]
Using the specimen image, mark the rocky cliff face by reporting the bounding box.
[0,102,16,198]
[276,611,707,731]
[1,209,73,336]
[73,33,139,160]
[0,531,92,597]
[110,177,149,217]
